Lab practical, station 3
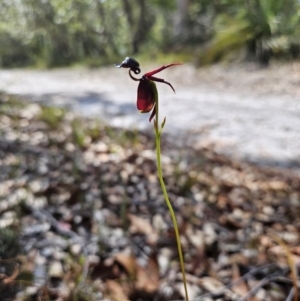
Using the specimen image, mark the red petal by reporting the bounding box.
[148,75,176,93]
[144,63,182,77]
[137,79,155,112]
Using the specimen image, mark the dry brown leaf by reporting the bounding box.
[268,180,288,190]
[291,245,300,255]
[114,253,137,278]
[114,252,159,293]
[231,263,249,297]
[249,297,261,301]
[228,253,249,266]
[217,194,229,209]
[127,213,158,244]
[106,280,130,301]
[269,245,300,264]
[199,277,224,292]
[135,254,159,292]
[259,235,273,248]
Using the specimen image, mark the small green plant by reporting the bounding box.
[71,118,87,148]
[86,120,102,140]
[39,106,66,129]
[116,57,189,301]
[0,228,20,259]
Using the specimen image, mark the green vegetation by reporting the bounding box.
[202,0,300,64]
[0,0,299,68]
[39,106,66,128]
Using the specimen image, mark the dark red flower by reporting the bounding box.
[116,57,181,122]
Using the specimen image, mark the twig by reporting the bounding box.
[286,288,295,301]
[27,205,83,242]
[238,277,269,301]
[270,233,299,301]
[0,261,21,284]
[26,205,90,258]
[239,275,297,301]
[194,263,278,300]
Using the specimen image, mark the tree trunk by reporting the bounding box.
[132,0,147,54]
[95,1,119,56]
[173,0,189,39]
[123,0,152,54]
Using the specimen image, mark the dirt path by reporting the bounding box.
[0,62,299,168]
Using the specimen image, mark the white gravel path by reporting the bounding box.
[0,63,299,168]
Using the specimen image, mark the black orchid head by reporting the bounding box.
[116,57,181,122]
[115,57,141,74]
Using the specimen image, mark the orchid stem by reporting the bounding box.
[154,99,189,301]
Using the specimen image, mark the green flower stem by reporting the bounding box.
[154,98,189,301]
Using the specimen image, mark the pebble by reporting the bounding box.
[49,261,64,278]
[0,211,16,228]
[70,243,82,256]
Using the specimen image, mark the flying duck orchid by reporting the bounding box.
[115,57,181,122]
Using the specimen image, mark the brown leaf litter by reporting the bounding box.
[0,93,300,301]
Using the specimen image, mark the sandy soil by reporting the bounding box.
[0,61,299,168]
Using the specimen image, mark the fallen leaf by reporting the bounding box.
[135,253,159,292]
[114,253,137,278]
[199,277,224,292]
[231,263,248,296]
[106,280,130,301]
[128,214,158,244]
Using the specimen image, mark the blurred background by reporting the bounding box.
[1,0,300,68]
[1,1,300,301]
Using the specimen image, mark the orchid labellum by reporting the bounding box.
[115,57,181,122]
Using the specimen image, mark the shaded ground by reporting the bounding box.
[0,62,299,168]
[0,94,300,301]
